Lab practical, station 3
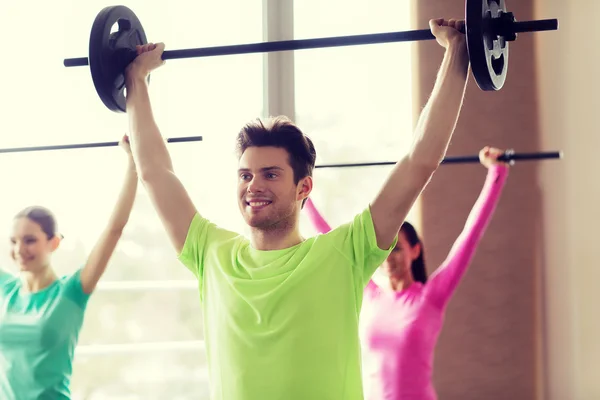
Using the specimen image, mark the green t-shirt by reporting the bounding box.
[0,268,90,400]
[178,207,395,400]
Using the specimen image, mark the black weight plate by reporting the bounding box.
[466,0,509,91]
[89,6,148,112]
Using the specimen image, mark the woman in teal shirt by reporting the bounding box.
[0,136,138,399]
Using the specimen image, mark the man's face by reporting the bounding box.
[237,146,311,230]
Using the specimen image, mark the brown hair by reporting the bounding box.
[14,206,60,239]
[236,116,317,204]
[400,221,428,284]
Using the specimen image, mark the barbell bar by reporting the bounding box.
[0,136,203,154]
[316,150,562,169]
[63,19,558,68]
[0,135,561,168]
[62,0,559,113]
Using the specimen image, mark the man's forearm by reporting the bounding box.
[409,45,469,168]
[125,75,174,178]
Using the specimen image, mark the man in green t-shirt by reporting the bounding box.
[123,18,469,400]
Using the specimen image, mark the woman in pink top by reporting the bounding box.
[304,146,509,400]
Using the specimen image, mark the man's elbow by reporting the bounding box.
[138,166,157,183]
[106,228,124,239]
[137,163,174,183]
[132,145,174,182]
[409,158,439,184]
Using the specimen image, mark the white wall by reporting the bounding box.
[537,1,600,398]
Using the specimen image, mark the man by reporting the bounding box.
[124,18,469,400]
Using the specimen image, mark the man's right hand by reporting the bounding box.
[126,42,166,79]
[429,18,466,51]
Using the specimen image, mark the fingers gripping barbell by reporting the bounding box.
[63,0,558,113]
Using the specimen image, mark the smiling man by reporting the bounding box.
[123,17,469,400]
[235,120,316,250]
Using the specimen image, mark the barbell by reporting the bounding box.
[0,136,203,154]
[63,0,559,113]
[0,135,561,166]
[316,150,562,168]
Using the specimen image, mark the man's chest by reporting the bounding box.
[204,260,360,334]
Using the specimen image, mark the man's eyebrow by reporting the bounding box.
[237,166,284,173]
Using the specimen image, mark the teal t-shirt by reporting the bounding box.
[178,207,395,400]
[0,268,90,400]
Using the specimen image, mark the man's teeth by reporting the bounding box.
[249,201,270,206]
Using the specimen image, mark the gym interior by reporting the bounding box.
[0,0,595,399]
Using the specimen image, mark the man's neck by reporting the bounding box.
[20,267,58,293]
[250,225,304,251]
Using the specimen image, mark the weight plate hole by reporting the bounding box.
[491,53,505,76]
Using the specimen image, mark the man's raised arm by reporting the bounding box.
[125,42,197,253]
[371,19,470,249]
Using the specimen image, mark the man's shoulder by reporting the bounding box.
[317,207,375,237]
[189,213,246,245]
[205,228,249,256]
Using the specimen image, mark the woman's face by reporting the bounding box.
[9,218,58,273]
[381,230,420,280]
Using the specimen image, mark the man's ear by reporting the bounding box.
[297,175,313,203]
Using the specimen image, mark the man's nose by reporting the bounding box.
[248,176,265,193]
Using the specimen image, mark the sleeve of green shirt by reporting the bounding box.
[177,213,240,294]
[326,206,397,288]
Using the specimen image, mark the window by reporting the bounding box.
[0,0,262,398]
[0,0,415,398]
[293,0,417,234]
